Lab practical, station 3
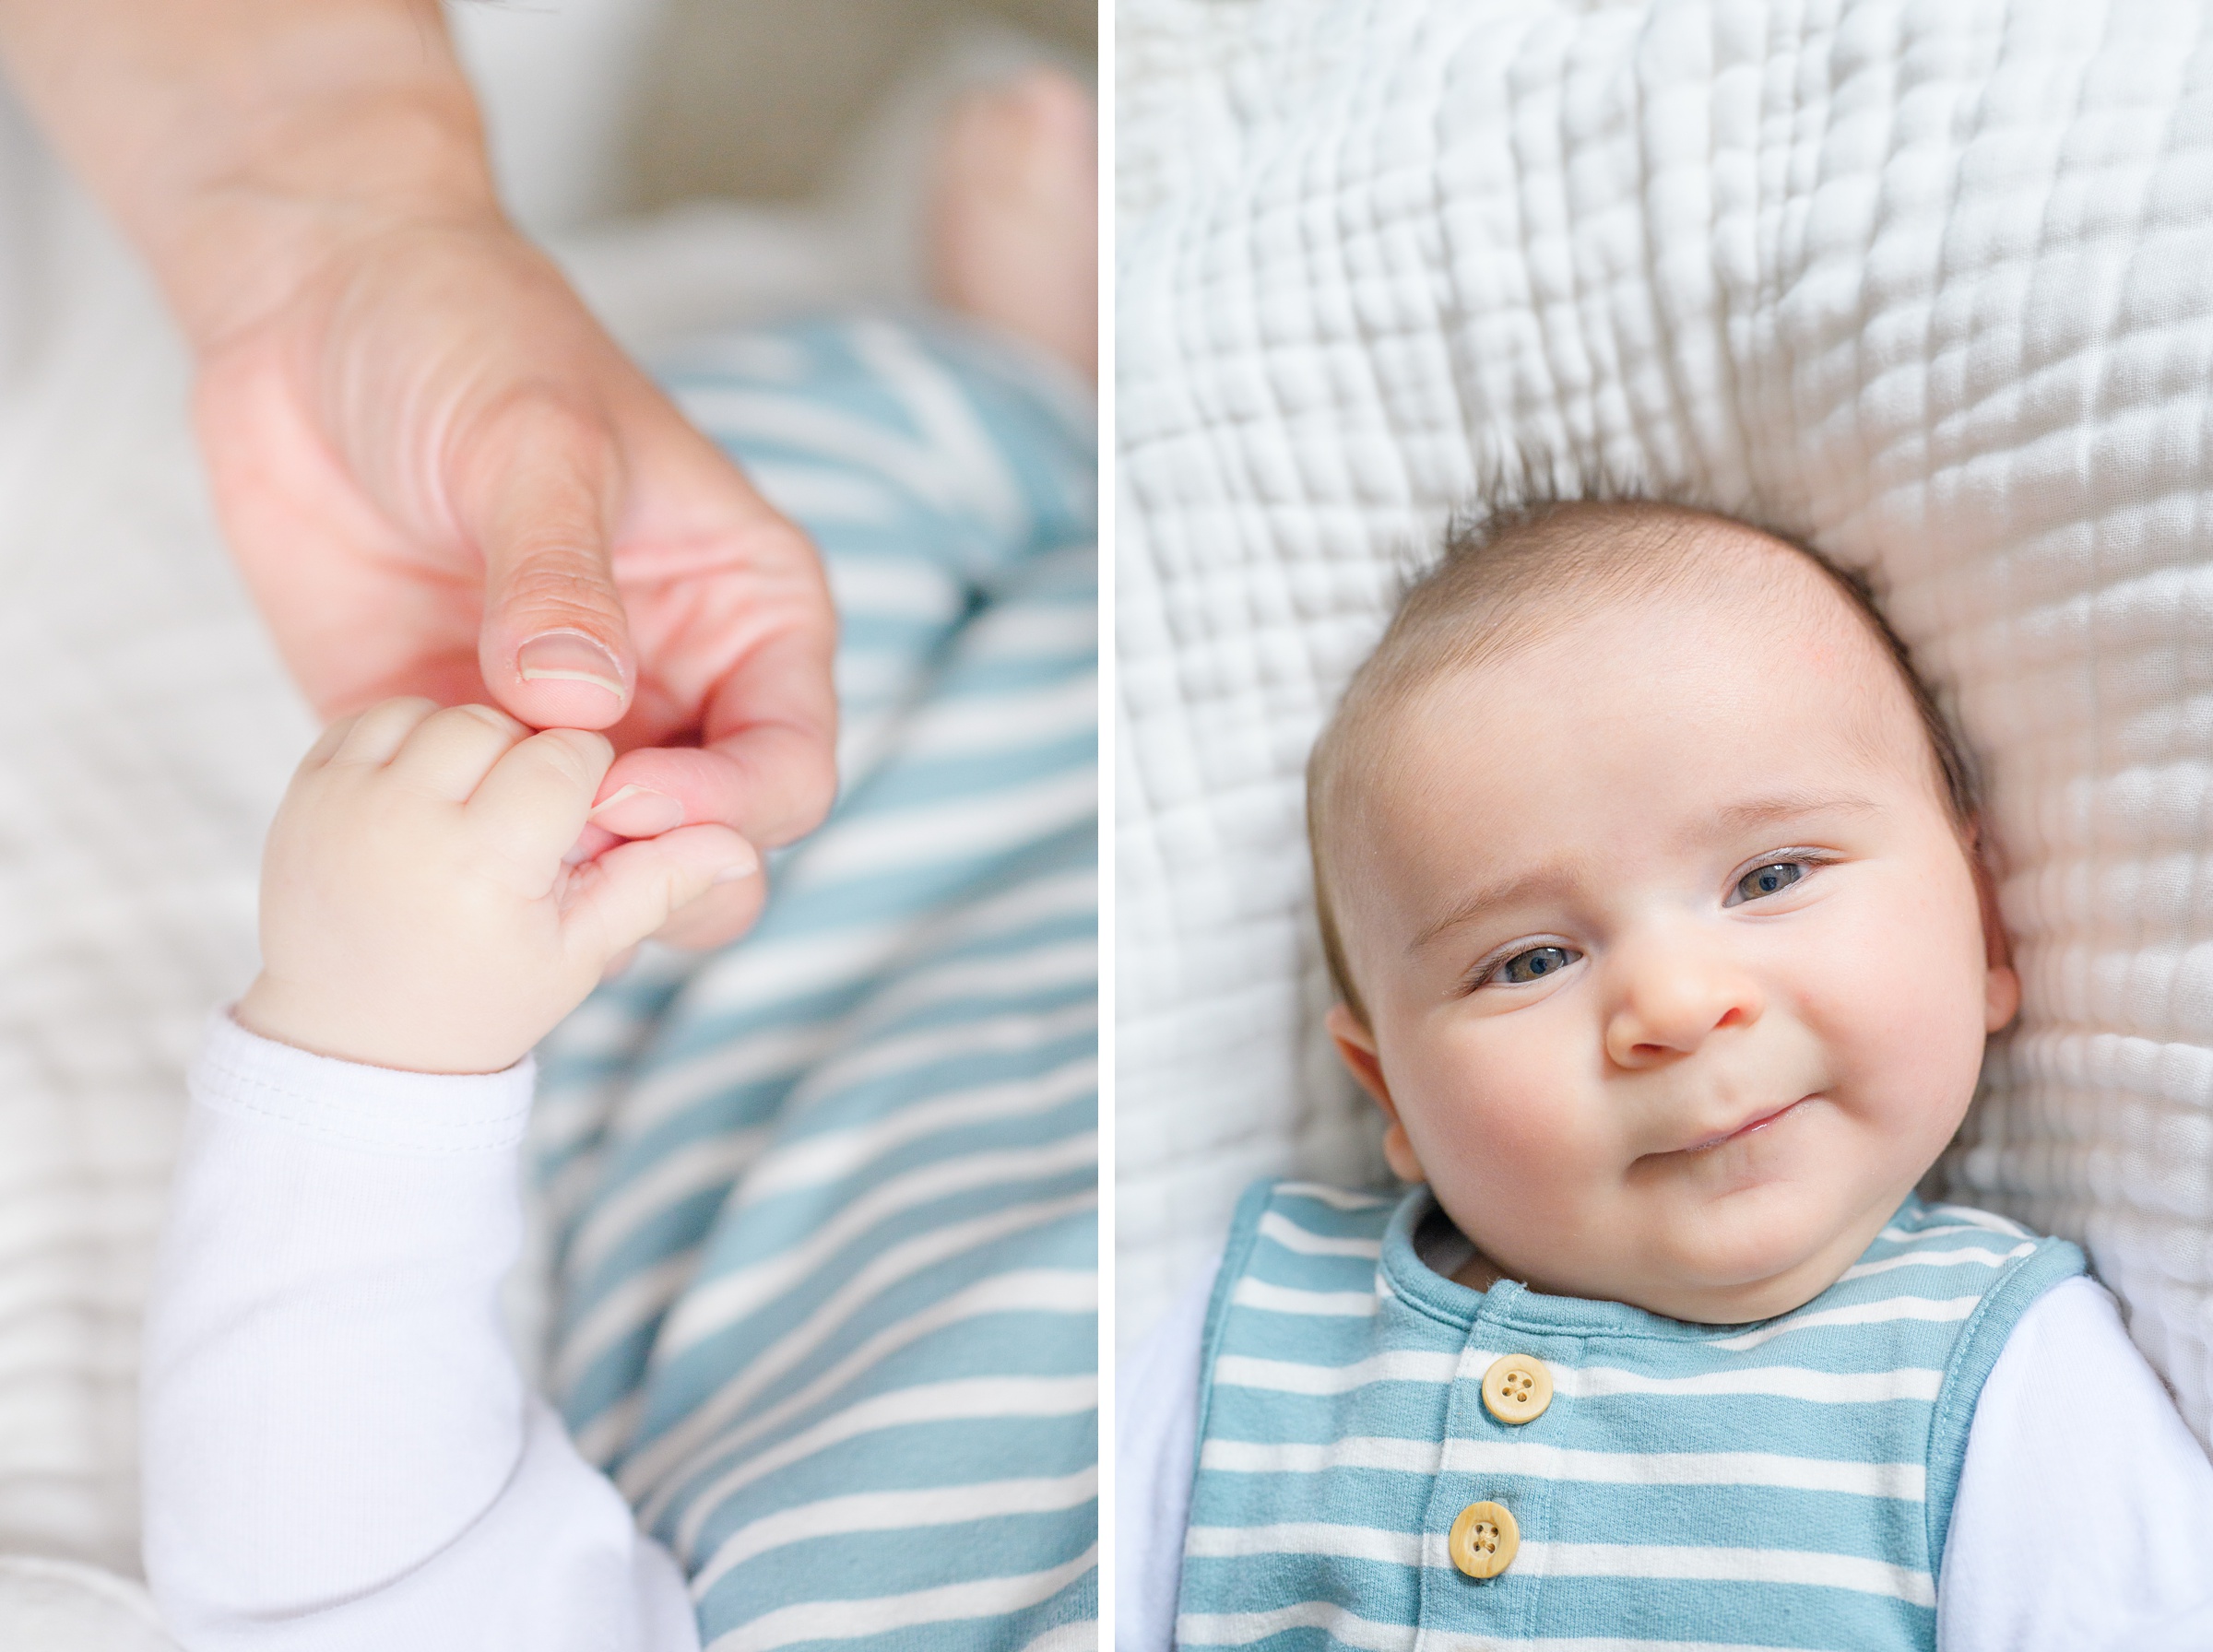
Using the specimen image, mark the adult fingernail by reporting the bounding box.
[518,631,625,702]
[587,785,685,837]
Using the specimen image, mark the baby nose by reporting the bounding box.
[1604,938,1762,1066]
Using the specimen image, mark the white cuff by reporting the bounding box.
[192,1009,535,1155]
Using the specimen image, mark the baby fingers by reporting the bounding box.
[559,824,759,960]
[465,725,618,862]
[385,703,538,801]
[297,711,364,773]
[324,697,444,769]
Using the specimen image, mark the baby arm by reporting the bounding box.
[143,700,756,1651]
[1938,1275,2213,1649]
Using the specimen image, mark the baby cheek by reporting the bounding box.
[1403,1021,1604,1218]
[1801,871,1993,1131]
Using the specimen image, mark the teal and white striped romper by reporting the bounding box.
[1178,1181,2085,1651]
[533,314,1096,1650]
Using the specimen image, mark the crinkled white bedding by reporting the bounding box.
[1115,0,2213,1457]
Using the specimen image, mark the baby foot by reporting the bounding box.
[929,68,1097,382]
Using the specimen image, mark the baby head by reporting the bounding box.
[1308,501,2017,1324]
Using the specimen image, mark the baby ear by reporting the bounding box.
[1983,963,2022,1034]
[1325,1003,1426,1184]
[1961,815,2022,1032]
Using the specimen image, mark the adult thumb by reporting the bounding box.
[457,393,637,731]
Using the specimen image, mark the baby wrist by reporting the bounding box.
[233,974,528,1079]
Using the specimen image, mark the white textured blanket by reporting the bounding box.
[1116,0,2213,1457]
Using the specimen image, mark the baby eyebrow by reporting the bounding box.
[1407,864,1579,956]
[1706,792,1879,835]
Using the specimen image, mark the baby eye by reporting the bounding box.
[1734,861,1806,903]
[1493,945,1580,985]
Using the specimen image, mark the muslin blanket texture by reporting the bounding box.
[1117,0,2213,1469]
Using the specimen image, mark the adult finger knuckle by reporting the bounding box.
[456,381,610,480]
[503,554,623,627]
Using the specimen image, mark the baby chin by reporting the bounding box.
[1613,1097,1905,1316]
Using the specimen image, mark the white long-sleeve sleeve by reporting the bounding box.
[142,1012,700,1652]
[1116,1260,2213,1652]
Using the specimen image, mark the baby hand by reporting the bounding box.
[236,699,758,1074]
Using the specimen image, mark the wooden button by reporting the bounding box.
[1449,1499,1519,1578]
[1481,1353,1553,1424]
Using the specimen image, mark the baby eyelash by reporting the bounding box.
[1467,940,1578,992]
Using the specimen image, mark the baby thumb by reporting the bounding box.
[563,825,759,957]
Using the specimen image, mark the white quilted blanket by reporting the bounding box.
[1115,0,2213,1457]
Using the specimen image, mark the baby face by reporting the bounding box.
[1327,534,2018,1323]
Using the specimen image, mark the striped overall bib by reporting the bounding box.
[1178,1181,2084,1650]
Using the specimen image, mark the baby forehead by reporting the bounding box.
[1412,508,1911,712]
[1395,600,1911,796]
[1494,505,1880,639]
[1336,505,1954,835]
[1370,589,1937,891]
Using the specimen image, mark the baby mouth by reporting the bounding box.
[1678,1097,1811,1155]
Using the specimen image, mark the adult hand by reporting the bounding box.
[0,0,837,950]
[195,214,836,948]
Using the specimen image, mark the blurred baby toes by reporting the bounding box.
[236,697,756,1076]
